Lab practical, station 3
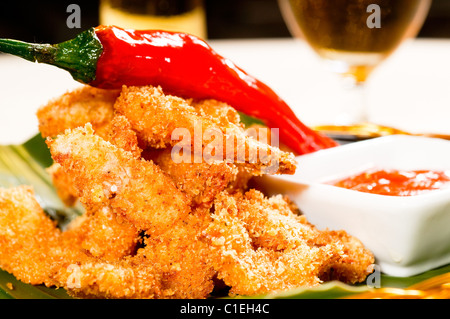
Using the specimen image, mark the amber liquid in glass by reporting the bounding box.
[100,0,207,39]
[283,0,429,82]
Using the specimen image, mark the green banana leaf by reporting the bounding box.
[0,134,448,299]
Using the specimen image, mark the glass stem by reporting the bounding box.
[334,76,368,125]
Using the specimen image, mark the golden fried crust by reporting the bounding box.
[63,207,140,262]
[54,257,163,299]
[205,191,330,295]
[37,86,119,139]
[236,190,374,285]
[191,99,242,127]
[0,186,82,286]
[47,115,142,207]
[114,85,297,175]
[47,124,191,235]
[114,85,193,148]
[144,147,235,209]
[204,190,374,296]
[313,230,376,284]
[229,190,318,251]
[0,84,374,299]
[47,163,79,207]
[137,213,216,299]
[59,211,215,299]
[108,114,142,158]
[0,186,211,299]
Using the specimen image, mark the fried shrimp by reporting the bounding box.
[135,212,216,299]
[114,85,296,175]
[37,86,119,139]
[54,257,163,299]
[59,208,215,299]
[233,190,374,284]
[0,186,85,286]
[56,212,215,299]
[63,207,140,261]
[191,99,242,127]
[0,83,375,299]
[144,147,235,209]
[0,186,153,297]
[0,186,214,299]
[47,124,190,234]
[204,190,374,296]
[47,163,79,207]
[108,114,142,158]
[47,115,142,207]
[205,208,330,294]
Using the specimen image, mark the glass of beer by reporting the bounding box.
[100,0,207,39]
[278,0,432,126]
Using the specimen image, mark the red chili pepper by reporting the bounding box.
[0,25,337,155]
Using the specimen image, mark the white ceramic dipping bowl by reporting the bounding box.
[258,135,450,277]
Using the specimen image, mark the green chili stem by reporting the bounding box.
[0,39,56,64]
[0,28,102,84]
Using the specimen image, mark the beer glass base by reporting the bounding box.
[332,76,368,126]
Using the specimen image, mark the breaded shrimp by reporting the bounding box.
[0,187,159,298]
[228,190,374,284]
[63,206,140,262]
[58,211,215,299]
[204,190,374,296]
[0,84,375,299]
[0,186,85,286]
[0,186,213,299]
[205,201,332,295]
[46,163,79,207]
[47,124,191,235]
[108,114,142,158]
[135,212,216,299]
[54,257,163,299]
[37,86,119,139]
[47,115,142,207]
[144,147,235,209]
[114,86,296,175]
[191,99,242,127]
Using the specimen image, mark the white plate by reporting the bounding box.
[257,135,450,277]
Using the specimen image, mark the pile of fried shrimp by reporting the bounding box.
[0,85,374,299]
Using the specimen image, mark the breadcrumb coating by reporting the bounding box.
[191,99,242,127]
[144,147,235,209]
[0,186,64,286]
[47,124,190,235]
[0,85,375,299]
[114,85,297,175]
[37,86,119,139]
[63,206,140,262]
[46,163,79,207]
[204,190,374,296]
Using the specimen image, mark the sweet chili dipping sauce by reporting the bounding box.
[330,168,450,196]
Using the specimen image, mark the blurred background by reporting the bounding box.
[1,0,450,143]
[0,0,449,42]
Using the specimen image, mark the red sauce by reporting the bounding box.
[329,169,450,196]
